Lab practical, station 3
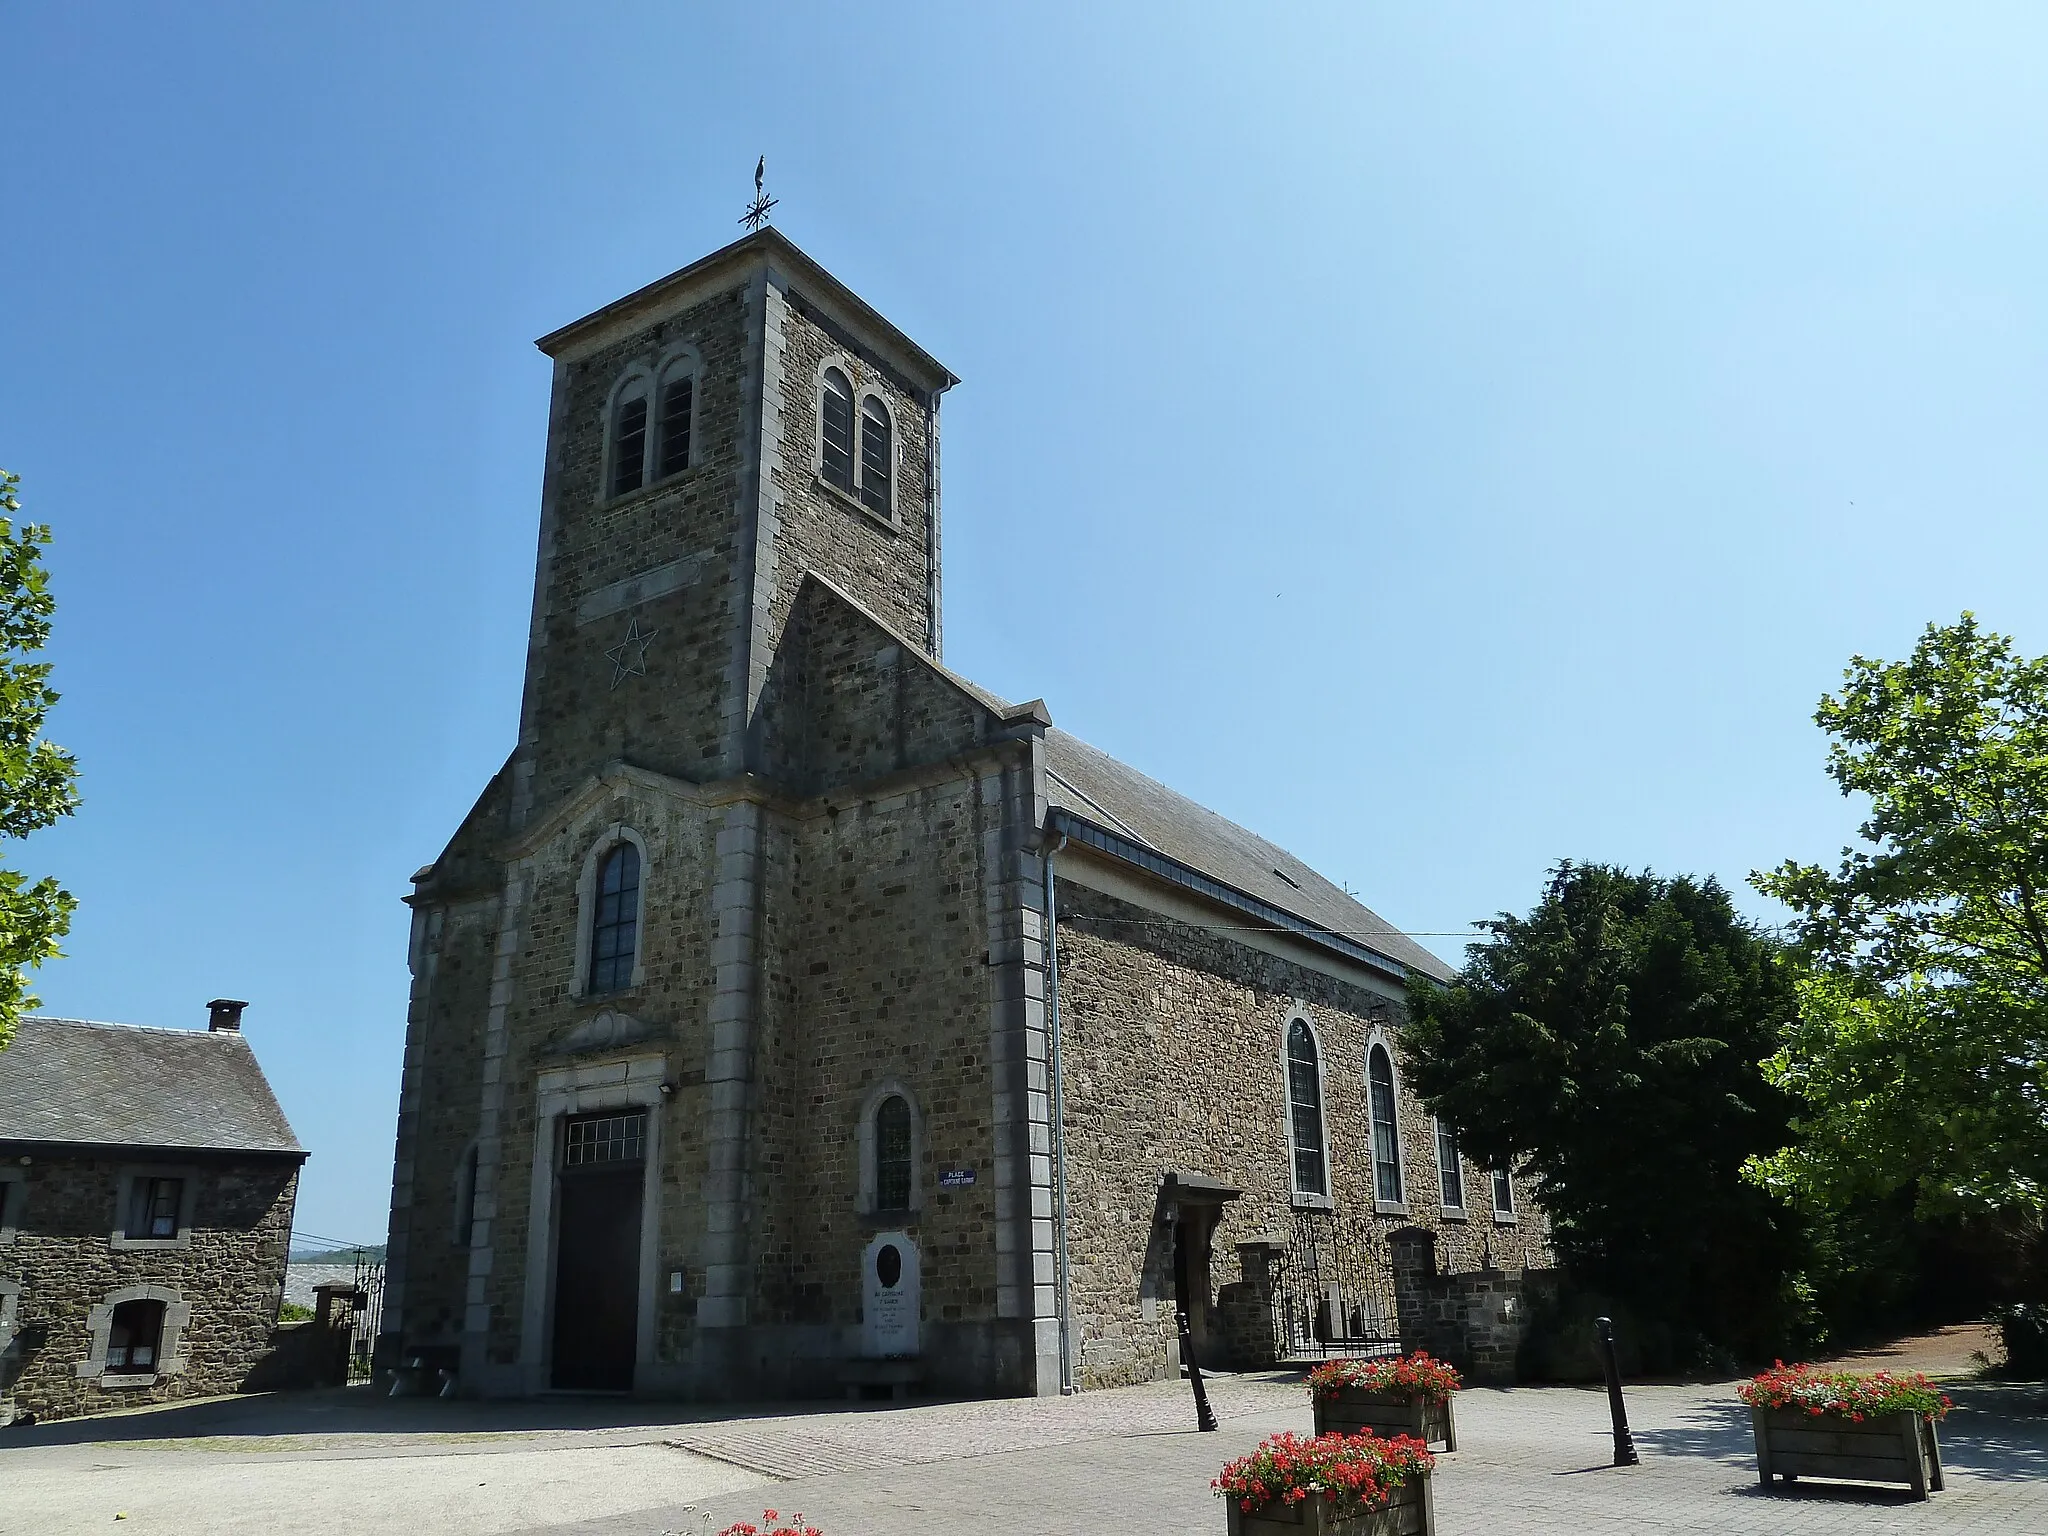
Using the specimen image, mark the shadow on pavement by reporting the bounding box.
[0,1384,954,1451]
[1630,1383,2048,1485]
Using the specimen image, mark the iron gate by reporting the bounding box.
[1272,1209,1401,1362]
[347,1252,385,1385]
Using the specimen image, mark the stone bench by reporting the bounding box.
[837,1359,924,1402]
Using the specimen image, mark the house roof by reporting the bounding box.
[0,1016,304,1157]
[1044,729,1456,983]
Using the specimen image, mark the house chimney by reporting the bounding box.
[208,998,248,1033]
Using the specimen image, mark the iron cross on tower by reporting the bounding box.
[741,156,777,231]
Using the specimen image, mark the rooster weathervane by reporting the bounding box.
[741,157,778,231]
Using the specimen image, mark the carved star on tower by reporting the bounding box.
[604,619,658,689]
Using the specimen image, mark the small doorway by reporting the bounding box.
[551,1110,646,1390]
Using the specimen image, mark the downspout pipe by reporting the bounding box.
[1043,831,1075,1394]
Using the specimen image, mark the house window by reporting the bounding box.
[564,1111,647,1168]
[1368,1045,1404,1205]
[588,842,640,994]
[1435,1118,1465,1210]
[874,1094,912,1212]
[858,396,892,516]
[820,368,855,491]
[105,1299,165,1373]
[1492,1166,1515,1217]
[126,1176,185,1240]
[656,366,693,479]
[1286,1019,1328,1198]
[610,387,649,498]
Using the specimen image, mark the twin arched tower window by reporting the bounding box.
[588,843,640,994]
[609,360,695,499]
[819,367,893,518]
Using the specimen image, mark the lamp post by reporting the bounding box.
[1594,1317,1640,1466]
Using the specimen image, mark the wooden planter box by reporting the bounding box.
[1750,1406,1944,1498]
[1313,1390,1458,1451]
[1225,1473,1434,1536]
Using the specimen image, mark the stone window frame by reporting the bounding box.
[855,1078,925,1220]
[812,353,901,532]
[0,1164,23,1245]
[599,341,702,504]
[1433,1115,1468,1220]
[0,1276,19,1356]
[569,823,650,999]
[1365,1034,1410,1217]
[1279,1008,1335,1212]
[1490,1163,1518,1226]
[109,1164,201,1251]
[75,1283,191,1387]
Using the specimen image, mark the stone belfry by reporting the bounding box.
[508,227,958,831]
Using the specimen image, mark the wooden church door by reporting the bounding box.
[551,1111,645,1390]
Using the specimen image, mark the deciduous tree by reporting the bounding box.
[0,469,78,1050]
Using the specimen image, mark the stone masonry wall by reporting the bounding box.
[527,286,755,815]
[770,294,935,654]
[0,1154,299,1422]
[1053,881,1551,1390]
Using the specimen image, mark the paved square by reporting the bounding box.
[1,1368,2040,1535]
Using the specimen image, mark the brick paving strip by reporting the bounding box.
[549,1373,2048,1536]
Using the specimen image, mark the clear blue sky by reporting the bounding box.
[5,4,2045,1243]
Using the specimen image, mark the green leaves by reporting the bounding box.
[0,470,78,1051]
[1406,862,1804,1360]
[1751,615,2048,1216]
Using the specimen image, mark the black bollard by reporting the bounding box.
[1594,1316,1640,1466]
[1177,1305,1219,1432]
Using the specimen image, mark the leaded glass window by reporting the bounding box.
[875,1094,912,1211]
[564,1111,646,1168]
[657,369,693,478]
[1287,1019,1327,1197]
[858,396,892,516]
[610,389,648,497]
[820,368,854,490]
[1436,1117,1465,1210]
[588,842,640,994]
[1492,1166,1515,1215]
[1369,1046,1404,1205]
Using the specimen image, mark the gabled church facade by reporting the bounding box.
[378,228,1550,1400]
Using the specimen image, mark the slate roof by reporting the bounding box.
[1044,729,1455,982]
[0,1016,304,1156]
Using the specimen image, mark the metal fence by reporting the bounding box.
[347,1252,385,1385]
[1271,1208,1402,1362]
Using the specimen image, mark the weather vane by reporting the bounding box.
[741,156,777,231]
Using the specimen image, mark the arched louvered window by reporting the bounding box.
[610,385,649,498]
[1286,1019,1328,1198]
[858,395,892,515]
[588,842,641,994]
[1435,1117,1465,1210]
[656,362,694,478]
[875,1094,912,1212]
[820,368,855,491]
[1369,1045,1404,1204]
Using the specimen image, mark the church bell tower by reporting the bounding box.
[507,228,959,832]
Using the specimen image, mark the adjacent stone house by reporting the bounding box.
[378,227,1549,1402]
[0,1003,303,1422]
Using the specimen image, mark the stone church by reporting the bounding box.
[378,227,1550,1400]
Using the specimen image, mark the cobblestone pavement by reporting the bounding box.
[546,1374,2048,1536]
[1,1368,2040,1534]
